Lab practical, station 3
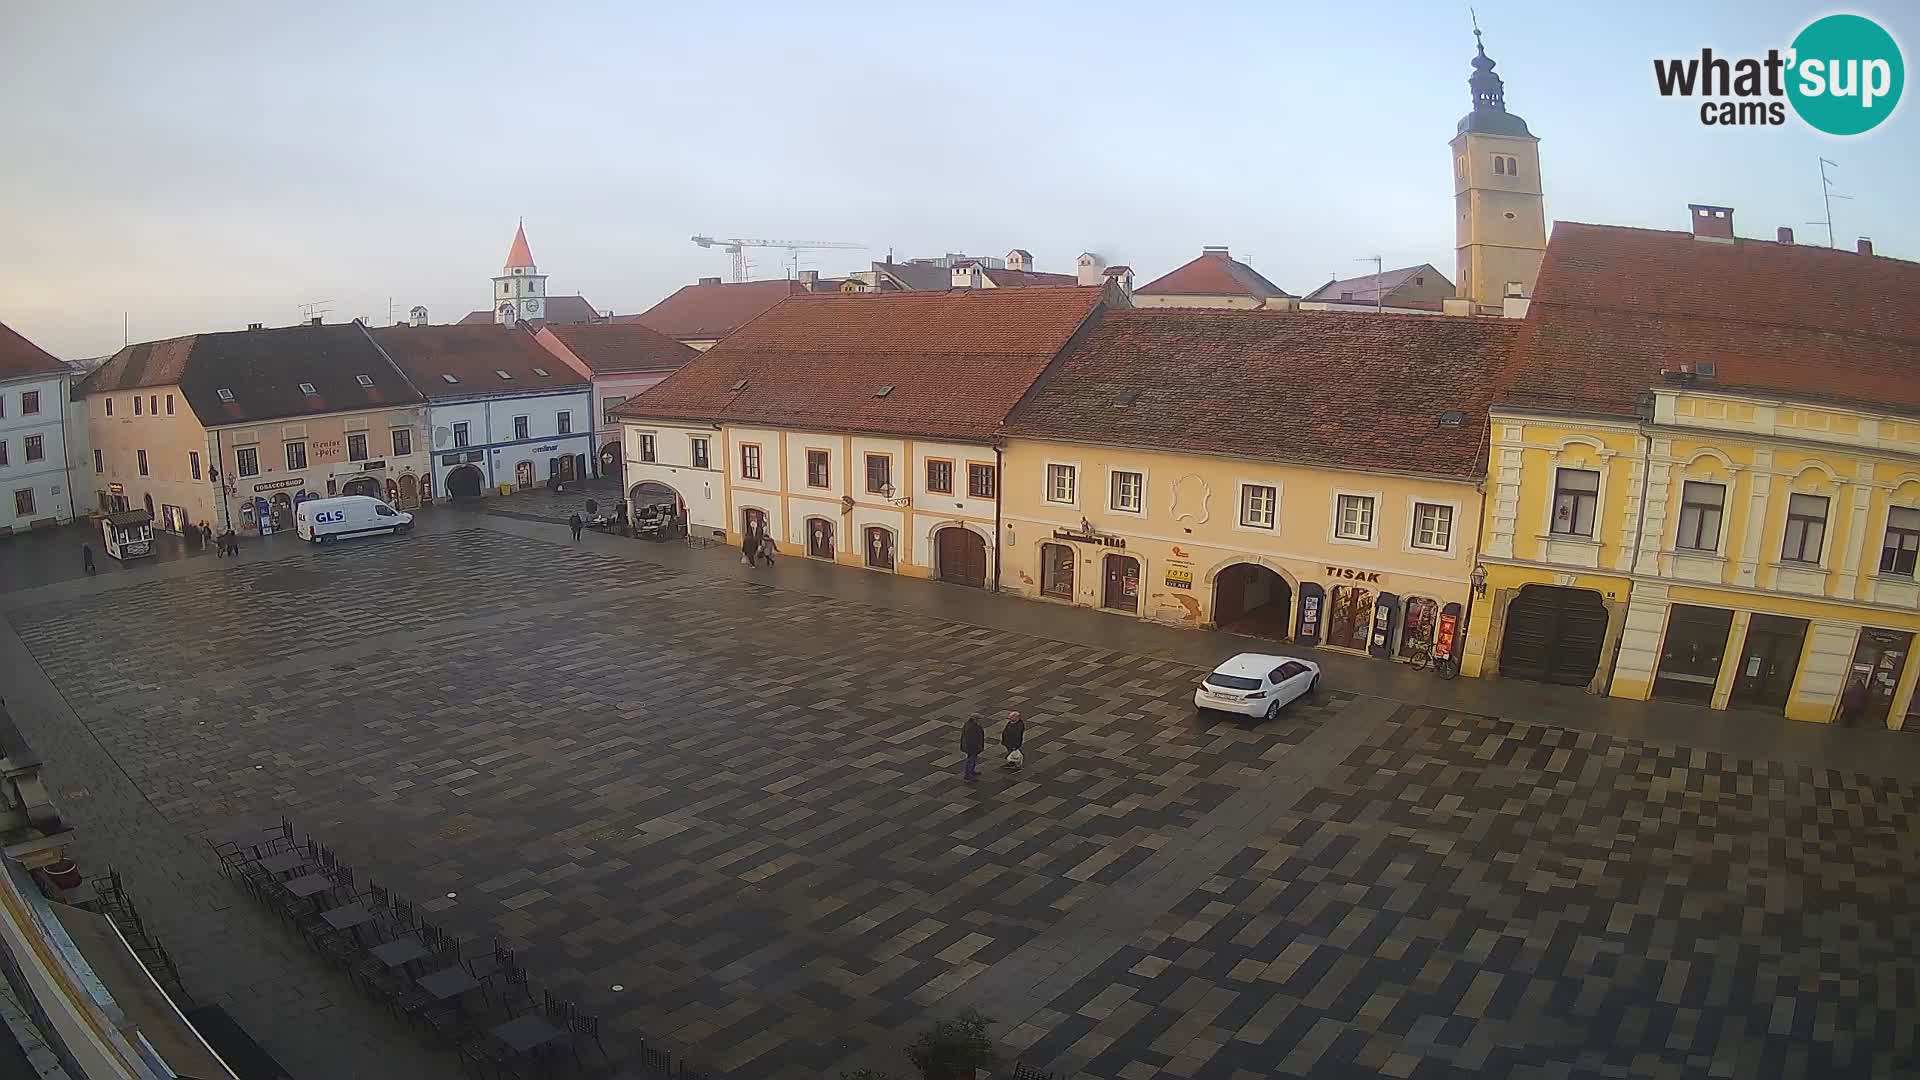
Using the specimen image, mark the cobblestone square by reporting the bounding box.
[3,519,1916,1079]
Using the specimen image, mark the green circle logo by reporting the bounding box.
[1788,14,1904,135]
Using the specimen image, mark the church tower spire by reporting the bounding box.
[492,219,547,325]
[1449,20,1547,314]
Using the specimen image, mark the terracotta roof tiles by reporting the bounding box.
[1135,248,1294,300]
[0,320,72,379]
[372,324,588,399]
[540,322,698,375]
[632,279,805,342]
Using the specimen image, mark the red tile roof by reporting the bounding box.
[632,279,805,342]
[617,287,1108,441]
[981,267,1080,288]
[371,324,588,399]
[1302,264,1448,303]
[504,221,535,269]
[540,322,698,375]
[1502,222,1920,419]
[1004,309,1521,480]
[1135,248,1294,300]
[0,320,69,379]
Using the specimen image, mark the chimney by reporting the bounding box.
[308,316,323,326]
[1202,245,1231,258]
[1777,226,1794,245]
[1687,204,1736,243]
[1075,252,1107,287]
[698,276,722,286]
[1858,237,1875,257]
[797,270,819,288]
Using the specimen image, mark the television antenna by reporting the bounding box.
[1356,255,1384,313]
[298,299,335,324]
[1807,157,1851,248]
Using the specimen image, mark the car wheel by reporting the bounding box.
[1264,700,1280,721]
[1306,676,1319,699]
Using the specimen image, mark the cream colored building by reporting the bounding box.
[1450,31,1547,314]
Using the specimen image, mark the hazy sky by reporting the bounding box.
[3,1,1914,358]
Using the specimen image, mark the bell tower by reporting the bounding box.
[492,220,547,325]
[1449,24,1546,313]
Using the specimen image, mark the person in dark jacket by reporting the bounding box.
[1000,711,1025,769]
[1840,675,1871,727]
[742,523,761,567]
[961,715,987,782]
[82,544,96,575]
[568,512,584,541]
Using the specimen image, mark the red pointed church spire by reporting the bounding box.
[504,219,535,270]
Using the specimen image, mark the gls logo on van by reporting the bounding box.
[1654,13,1904,135]
[314,510,346,525]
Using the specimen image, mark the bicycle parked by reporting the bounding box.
[1405,637,1459,679]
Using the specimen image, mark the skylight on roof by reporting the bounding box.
[495,369,513,380]
[532,367,549,377]
[730,379,748,392]
[441,374,460,384]
[356,374,374,387]
[217,388,234,402]
[1438,410,1465,427]
[874,385,894,398]
[299,382,317,395]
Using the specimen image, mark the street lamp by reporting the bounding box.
[1470,564,1489,597]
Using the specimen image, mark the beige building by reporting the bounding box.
[1131,247,1294,309]
[80,322,430,535]
[1451,30,1547,313]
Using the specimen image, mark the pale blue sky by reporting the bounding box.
[1,0,1913,358]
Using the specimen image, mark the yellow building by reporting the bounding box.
[999,308,1518,662]
[615,286,1113,581]
[1463,212,1920,728]
[1450,28,1547,314]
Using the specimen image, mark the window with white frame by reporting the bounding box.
[24,435,43,463]
[639,434,656,462]
[236,446,259,477]
[1675,481,1725,552]
[285,441,307,470]
[1109,470,1143,513]
[1240,484,1276,529]
[558,411,572,435]
[1411,502,1452,550]
[452,422,470,448]
[690,437,709,469]
[1335,493,1375,541]
[1550,468,1600,538]
[1882,507,1920,577]
[348,433,368,462]
[1781,493,1828,564]
[1046,464,1076,505]
[741,443,762,480]
[392,428,412,457]
[513,415,530,440]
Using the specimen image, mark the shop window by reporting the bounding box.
[639,434,656,462]
[1781,493,1828,564]
[453,422,471,448]
[1652,605,1734,704]
[741,444,762,480]
[236,446,259,477]
[1240,485,1276,529]
[1109,470,1144,514]
[285,441,308,470]
[1040,542,1075,599]
[348,433,368,462]
[24,435,43,463]
[1676,481,1725,552]
[806,449,831,488]
[1551,468,1600,537]
[926,459,953,494]
[1046,464,1077,505]
[392,428,412,457]
[137,449,148,476]
[190,451,201,479]
[865,453,891,495]
[691,437,709,469]
[1335,493,1375,541]
[1411,502,1452,550]
[1880,507,1920,577]
[968,463,996,499]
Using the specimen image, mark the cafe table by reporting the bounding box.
[284,873,334,899]
[491,1013,566,1054]
[416,966,481,1002]
[257,850,307,876]
[371,937,430,970]
[321,903,376,943]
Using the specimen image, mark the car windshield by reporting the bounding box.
[1205,673,1262,691]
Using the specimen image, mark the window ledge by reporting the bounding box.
[1540,533,1600,546]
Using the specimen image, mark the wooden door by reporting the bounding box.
[865,527,895,570]
[937,528,987,588]
[807,518,835,559]
[1103,554,1139,612]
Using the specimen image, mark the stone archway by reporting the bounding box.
[1211,562,1294,640]
[446,464,485,499]
[341,476,382,500]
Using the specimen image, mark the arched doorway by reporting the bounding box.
[270,492,294,530]
[600,442,621,483]
[447,465,485,499]
[1212,563,1293,639]
[1103,553,1140,613]
[1326,585,1375,650]
[739,506,767,540]
[1039,542,1075,600]
[1398,597,1440,660]
[806,517,836,559]
[936,526,987,588]
[341,476,381,499]
[515,461,534,490]
[398,473,419,509]
[1499,585,1608,686]
[865,527,896,570]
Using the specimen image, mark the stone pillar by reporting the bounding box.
[1710,610,1752,711]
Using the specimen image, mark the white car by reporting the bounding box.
[1194,652,1321,720]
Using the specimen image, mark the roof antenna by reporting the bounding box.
[1807,157,1851,248]
[1356,255,1383,313]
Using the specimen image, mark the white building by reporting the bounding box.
[0,322,78,535]
[370,324,594,497]
[534,322,699,483]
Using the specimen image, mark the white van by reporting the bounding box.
[295,495,414,544]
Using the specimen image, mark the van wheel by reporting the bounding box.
[397,523,413,534]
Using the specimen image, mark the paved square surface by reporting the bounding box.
[5,519,1917,1079]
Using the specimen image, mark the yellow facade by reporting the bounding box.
[999,439,1480,658]
[1465,390,1920,726]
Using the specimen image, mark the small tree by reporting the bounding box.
[905,1008,1001,1080]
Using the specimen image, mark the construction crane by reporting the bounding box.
[691,235,866,283]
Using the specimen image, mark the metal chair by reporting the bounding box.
[568,1012,606,1065]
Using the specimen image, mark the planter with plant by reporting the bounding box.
[904,1008,1001,1080]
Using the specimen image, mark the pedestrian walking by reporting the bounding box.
[758,532,777,565]
[223,529,239,557]
[1840,675,1871,727]
[961,714,986,782]
[82,544,96,575]
[569,512,584,541]
[1000,710,1025,769]
[742,524,760,567]
[200,522,213,551]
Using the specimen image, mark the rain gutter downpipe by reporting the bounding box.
[992,442,1004,593]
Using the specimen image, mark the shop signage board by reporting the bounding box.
[1435,612,1459,660]
[108,482,124,495]
[1165,567,1193,590]
[1325,565,1383,583]
[253,477,304,493]
[1052,527,1126,548]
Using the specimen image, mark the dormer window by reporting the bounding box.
[495,369,513,380]
[356,374,374,387]
[299,382,317,395]
[217,388,235,402]
[441,374,460,384]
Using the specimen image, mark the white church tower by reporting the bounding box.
[493,220,546,325]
